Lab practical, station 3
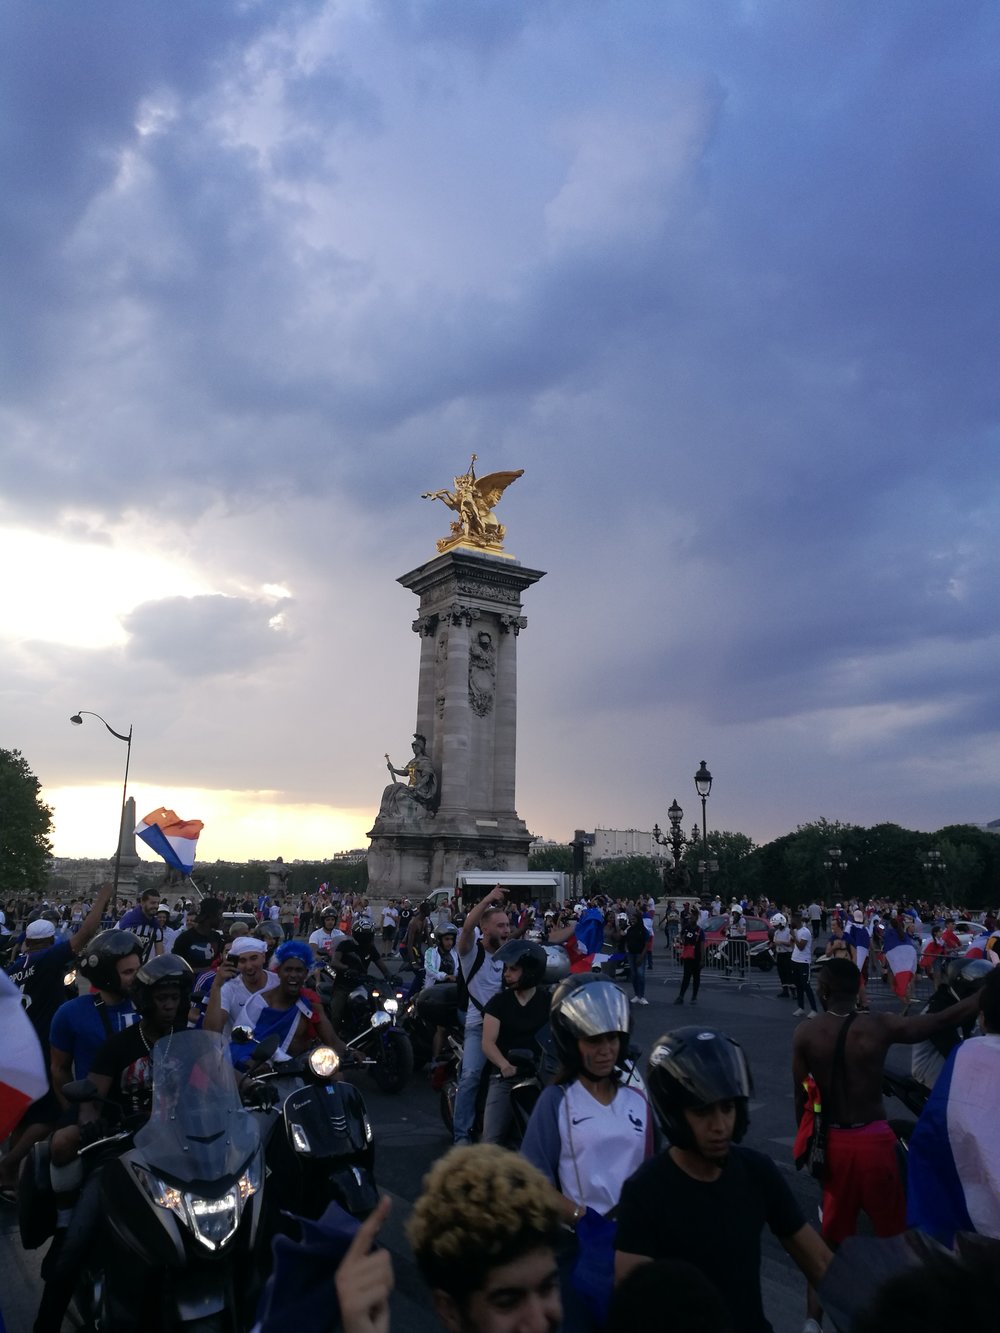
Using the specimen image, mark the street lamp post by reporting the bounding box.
[823,845,847,901]
[70,710,133,897]
[653,799,688,895]
[922,848,948,907]
[694,761,713,898]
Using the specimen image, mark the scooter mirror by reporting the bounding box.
[370,1011,391,1028]
[250,1033,281,1065]
[231,1026,255,1044]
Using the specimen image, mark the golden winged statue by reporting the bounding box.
[421,454,524,555]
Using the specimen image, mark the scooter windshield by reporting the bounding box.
[134,1030,260,1183]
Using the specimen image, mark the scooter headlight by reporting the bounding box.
[133,1164,186,1222]
[308,1046,340,1079]
[382,998,398,1016]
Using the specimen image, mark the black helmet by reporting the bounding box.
[495,939,547,990]
[353,917,375,946]
[78,931,142,995]
[945,957,993,997]
[131,954,194,1016]
[549,975,632,1073]
[646,1027,752,1149]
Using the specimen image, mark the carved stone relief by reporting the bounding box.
[468,629,496,717]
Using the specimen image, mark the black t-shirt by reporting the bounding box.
[90,1023,156,1116]
[483,986,551,1060]
[616,1146,805,1333]
[171,927,223,972]
[678,924,704,959]
[5,939,75,1051]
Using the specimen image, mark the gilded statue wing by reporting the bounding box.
[474,469,524,510]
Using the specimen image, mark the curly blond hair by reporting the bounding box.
[406,1145,562,1299]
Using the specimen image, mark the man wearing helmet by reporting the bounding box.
[49,931,141,1104]
[616,1027,831,1333]
[480,940,550,1145]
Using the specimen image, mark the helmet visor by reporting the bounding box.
[558,981,631,1037]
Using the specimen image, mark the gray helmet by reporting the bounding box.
[549,975,632,1073]
[434,922,459,944]
[944,957,993,997]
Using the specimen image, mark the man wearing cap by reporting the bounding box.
[204,936,280,1036]
[116,887,165,963]
[1,881,114,1200]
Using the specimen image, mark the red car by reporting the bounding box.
[702,914,771,951]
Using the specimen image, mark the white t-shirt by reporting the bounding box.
[792,926,813,965]
[458,940,504,1029]
[219,971,280,1030]
[558,1081,651,1214]
[773,926,793,953]
[309,927,346,956]
[381,907,398,929]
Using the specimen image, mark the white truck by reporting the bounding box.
[424,869,572,911]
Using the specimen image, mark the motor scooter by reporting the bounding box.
[237,1032,379,1222]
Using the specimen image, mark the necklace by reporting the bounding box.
[138,1021,153,1053]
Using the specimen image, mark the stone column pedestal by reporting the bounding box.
[367,549,545,897]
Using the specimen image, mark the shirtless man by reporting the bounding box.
[792,957,980,1329]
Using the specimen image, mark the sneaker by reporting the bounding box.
[792,1007,805,1017]
[802,1319,822,1333]
[629,995,639,1004]
[689,997,697,1004]
[806,1011,816,1019]
[673,996,685,1005]
[636,997,649,1005]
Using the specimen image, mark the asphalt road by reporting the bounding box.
[1,941,920,1333]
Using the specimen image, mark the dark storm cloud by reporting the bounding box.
[3,1,1000,842]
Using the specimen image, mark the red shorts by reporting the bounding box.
[821,1121,906,1246]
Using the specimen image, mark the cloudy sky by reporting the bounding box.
[3,1,998,866]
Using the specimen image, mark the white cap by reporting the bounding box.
[26,919,56,940]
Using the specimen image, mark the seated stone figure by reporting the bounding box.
[379,734,438,820]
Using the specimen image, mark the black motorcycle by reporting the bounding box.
[32,1030,268,1333]
[321,971,415,1094]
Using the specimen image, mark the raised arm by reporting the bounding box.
[458,887,504,958]
[69,881,115,955]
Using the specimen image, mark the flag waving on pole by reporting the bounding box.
[136,808,204,875]
[0,971,48,1139]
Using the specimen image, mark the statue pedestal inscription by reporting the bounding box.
[367,548,545,898]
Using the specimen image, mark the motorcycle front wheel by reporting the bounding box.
[370,1028,414,1093]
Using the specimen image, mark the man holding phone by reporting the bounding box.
[452,886,511,1145]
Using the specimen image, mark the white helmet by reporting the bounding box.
[770,913,787,928]
[730,904,743,917]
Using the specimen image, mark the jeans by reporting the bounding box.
[453,1022,487,1143]
[792,961,818,1011]
[481,1071,515,1145]
[629,952,647,999]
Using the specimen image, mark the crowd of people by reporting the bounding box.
[2,878,998,1333]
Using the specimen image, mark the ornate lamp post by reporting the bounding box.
[694,761,713,898]
[922,847,948,906]
[70,710,133,896]
[653,799,688,894]
[823,845,847,900]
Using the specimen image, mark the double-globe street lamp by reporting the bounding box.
[653,798,688,895]
[70,710,133,896]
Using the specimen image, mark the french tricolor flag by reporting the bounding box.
[907,1033,1000,1243]
[881,923,918,999]
[136,807,204,875]
[0,972,48,1139]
